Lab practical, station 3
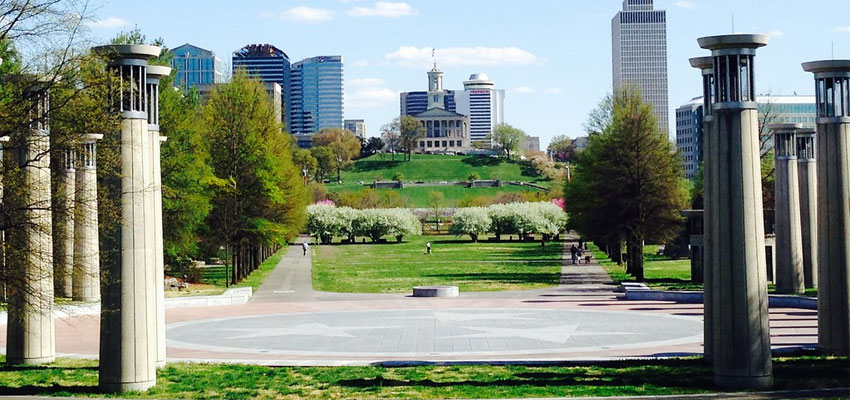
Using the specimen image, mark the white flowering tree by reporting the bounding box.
[386,208,422,243]
[450,207,492,242]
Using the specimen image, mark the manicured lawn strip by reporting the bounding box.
[1,355,846,399]
[179,248,286,292]
[312,235,563,293]
[340,153,547,184]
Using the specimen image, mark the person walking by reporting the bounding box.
[425,241,432,254]
[570,244,579,265]
[302,241,309,256]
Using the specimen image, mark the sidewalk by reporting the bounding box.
[250,234,316,302]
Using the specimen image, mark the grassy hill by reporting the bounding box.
[339,154,547,184]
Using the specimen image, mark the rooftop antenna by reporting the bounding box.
[731,12,735,33]
[432,48,436,67]
[831,41,835,59]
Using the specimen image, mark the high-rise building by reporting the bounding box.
[290,55,344,145]
[232,44,291,130]
[455,73,505,145]
[675,95,816,180]
[171,44,224,91]
[400,90,455,116]
[612,0,669,135]
[344,119,366,138]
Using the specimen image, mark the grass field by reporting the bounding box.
[325,183,545,208]
[165,249,286,298]
[1,354,846,399]
[339,153,547,184]
[590,244,699,290]
[312,235,563,293]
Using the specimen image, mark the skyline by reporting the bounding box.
[85,0,850,147]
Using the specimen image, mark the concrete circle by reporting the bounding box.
[167,308,702,358]
[412,286,459,297]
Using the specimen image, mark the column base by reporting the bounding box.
[99,378,156,393]
[714,373,773,390]
[5,355,55,366]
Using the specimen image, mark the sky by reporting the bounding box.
[84,0,850,148]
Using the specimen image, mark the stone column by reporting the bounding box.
[698,34,772,389]
[771,124,806,294]
[5,82,55,365]
[93,44,160,392]
[690,56,714,364]
[146,65,170,368]
[802,60,850,356]
[53,147,75,298]
[72,134,102,302]
[796,129,818,288]
[0,135,8,303]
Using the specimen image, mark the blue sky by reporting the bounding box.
[85,0,850,147]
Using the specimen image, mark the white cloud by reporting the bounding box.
[348,2,416,17]
[347,77,397,108]
[350,77,384,86]
[672,1,695,9]
[279,6,334,22]
[351,60,370,67]
[767,30,784,38]
[85,16,131,29]
[385,46,538,67]
[832,26,850,33]
[514,86,535,93]
[544,87,563,94]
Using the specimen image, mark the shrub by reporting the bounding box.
[450,207,491,242]
[392,171,404,182]
[468,172,481,181]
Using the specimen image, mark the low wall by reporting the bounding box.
[165,287,253,308]
[470,179,501,188]
[371,181,403,189]
[621,282,817,309]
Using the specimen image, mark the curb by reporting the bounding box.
[621,283,817,309]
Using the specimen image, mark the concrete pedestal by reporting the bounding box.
[772,124,805,294]
[699,34,773,389]
[72,135,101,302]
[5,131,55,365]
[54,163,75,298]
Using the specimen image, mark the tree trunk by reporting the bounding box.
[627,239,645,282]
[231,246,237,285]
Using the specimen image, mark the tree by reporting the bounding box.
[427,191,445,233]
[583,92,613,136]
[392,171,404,182]
[203,71,307,284]
[399,115,425,161]
[310,146,334,182]
[565,89,687,281]
[450,207,491,242]
[380,118,400,160]
[547,134,573,162]
[293,148,317,183]
[492,123,527,160]
[312,128,360,182]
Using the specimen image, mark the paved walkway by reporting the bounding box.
[0,239,820,366]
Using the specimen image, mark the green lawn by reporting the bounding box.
[1,354,846,399]
[326,183,545,207]
[591,244,700,291]
[339,153,546,184]
[165,249,286,298]
[312,235,563,293]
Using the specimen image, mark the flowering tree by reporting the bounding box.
[450,207,492,242]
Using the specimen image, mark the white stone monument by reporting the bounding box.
[771,123,806,294]
[72,134,102,302]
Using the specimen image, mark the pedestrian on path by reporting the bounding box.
[302,242,309,256]
[570,244,579,265]
[425,241,432,254]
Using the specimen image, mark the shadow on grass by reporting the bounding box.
[0,363,98,396]
[348,159,403,173]
[424,272,561,285]
[461,156,503,167]
[0,385,99,396]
